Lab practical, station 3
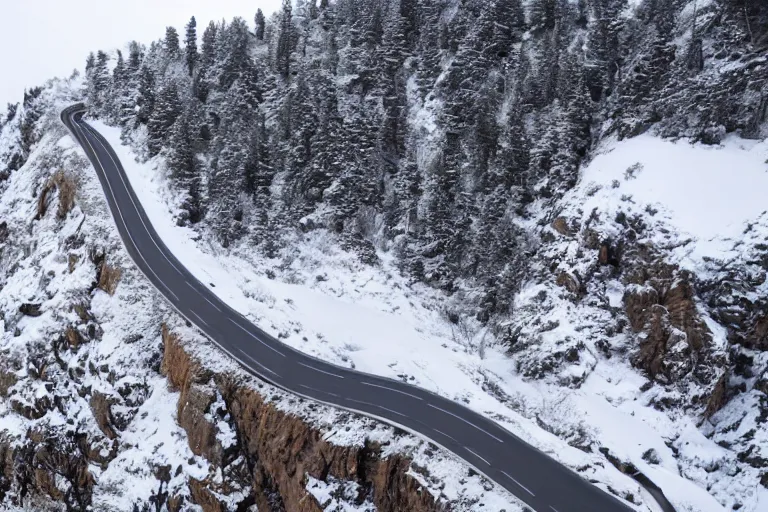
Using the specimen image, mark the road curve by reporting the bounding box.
[61,104,635,512]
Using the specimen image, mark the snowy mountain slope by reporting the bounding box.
[86,116,747,511]
[506,133,768,510]
[0,82,528,511]
[0,78,210,511]
[2,0,768,510]
[89,119,652,510]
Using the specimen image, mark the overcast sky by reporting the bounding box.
[0,0,282,108]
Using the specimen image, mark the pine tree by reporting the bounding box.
[135,65,155,127]
[586,0,628,100]
[115,50,127,81]
[469,82,500,183]
[218,18,253,91]
[127,41,143,72]
[255,8,266,40]
[165,26,181,57]
[207,57,266,242]
[554,51,592,190]
[201,21,218,66]
[495,112,531,194]
[195,21,218,102]
[619,24,675,107]
[86,50,111,112]
[399,0,420,46]
[365,3,384,48]
[167,113,202,222]
[380,5,408,77]
[493,0,526,54]
[281,75,319,211]
[324,23,340,74]
[276,0,294,78]
[147,82,181,156]
[185,16,199,75]
[529,0,559,33]
[85,52,96,73]
[418,150,462,289]
[243,113,271,197]
[94,50,111,92]
[106,50,127,122]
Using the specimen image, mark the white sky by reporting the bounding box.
[0,0,282,108]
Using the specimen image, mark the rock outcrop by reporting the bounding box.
[161,325,444,512]
[615,240,728,415]
[624,269,715,384]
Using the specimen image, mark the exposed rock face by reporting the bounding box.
[90,392,118,440]
[625,271,713,383]
[0,439,13,501]
[161,325,444,512]
[18,303,42,317]
[97,260,121,296]
[620,245,728,413]
[556,271,581,295]
[35,169,77,221]
[0,364,17,398]
[550,217,572,236]
[11,429,96,511]
[515,208,732,419]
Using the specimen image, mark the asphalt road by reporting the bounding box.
[61,104,636,512]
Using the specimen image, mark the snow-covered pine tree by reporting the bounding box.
[185,16,199,75]
[276,0,294,78]
[255,9,266,41]
[208,64,262,243]
[86,50,111,112]
[147,81,181,156]
[164,26,181,58]
[167,111,202,222]
[134,64,155,127]
[194,21,218,102]
[492,0,527,56]
[105,50,127,123]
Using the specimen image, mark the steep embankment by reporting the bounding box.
[160,325,442,512]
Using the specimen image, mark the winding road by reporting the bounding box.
[61,104,636,512]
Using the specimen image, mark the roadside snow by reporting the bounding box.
[576,134,768,267]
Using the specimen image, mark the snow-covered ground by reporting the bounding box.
[86,117,761,511]
[0,79,214,510]
[572,133,768,270]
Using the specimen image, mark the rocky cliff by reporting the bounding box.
[160,325,444,512]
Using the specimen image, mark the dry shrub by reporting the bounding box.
[52,169,77,219]
[0,366,17,397]
[35,170,78,220]
[35,183,52,220]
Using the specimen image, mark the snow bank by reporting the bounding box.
[576,134,768,264]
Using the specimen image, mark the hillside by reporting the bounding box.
[1,0,767,510]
